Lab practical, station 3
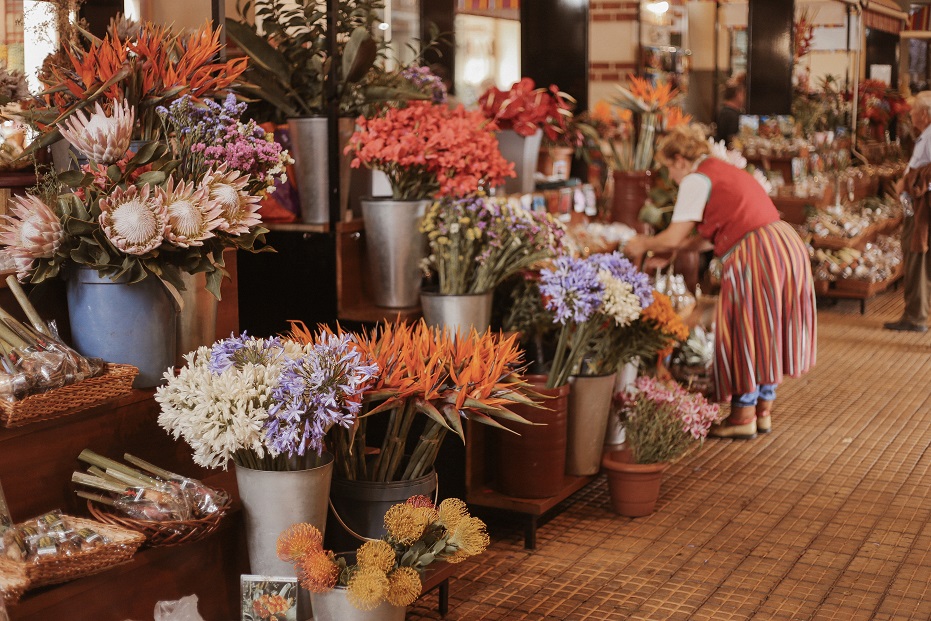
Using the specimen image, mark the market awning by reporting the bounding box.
[457,0,520,19]
[862,0,908,34]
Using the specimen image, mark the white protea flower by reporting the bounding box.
[99,184,168,256]
[201,164,263,236]
[58,100,135,165]
[159,177,224,248]
[0,194,62,279]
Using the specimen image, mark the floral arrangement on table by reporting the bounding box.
[791,74,850,136]
[608,75,688,171]
[23,21,246,153]
[858,79,910,142]
[155,331,378,471]
[419,194,567,295]
[278,496,489,611]
[478,77,576,144]
[538,251,655,388]
[288,320,538,482]
[0,99,275,297]
[616,375,719,464]
[344,101,515,199]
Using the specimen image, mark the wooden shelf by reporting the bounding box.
[466,476,594,516]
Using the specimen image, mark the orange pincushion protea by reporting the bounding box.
[276,522,324,562]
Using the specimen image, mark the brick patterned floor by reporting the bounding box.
[408,290,931,621]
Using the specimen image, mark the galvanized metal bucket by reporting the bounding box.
[175,271,217,366]
[496,128,543,195]
[311,587,406,621]
[360,198,429,308]
[567,373,617,476]
[329,469,437,541]
[287,117,354,224]
[420,291,493,334]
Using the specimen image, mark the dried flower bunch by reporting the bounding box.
[0,61,29,106]
[278,495,489,611]
[289,320,537,482]
[345,101,515,200]
[420,194,567,295]
[25,21,246,152]
[616,376,720,464]
[0,101,273,297]
[538,251,654,388]
[156,331,378,471]
[478,77,576,143]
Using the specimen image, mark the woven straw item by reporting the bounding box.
[87,489,232,548]
[0,364,138,428]
[0,515,145,589]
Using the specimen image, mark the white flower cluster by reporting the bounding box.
[597,270,642,328]
[155,346,285,470]
[707,137,772,194]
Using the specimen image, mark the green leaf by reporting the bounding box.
[205,268,224,301]
[129,141,163,165]
[342,27,377,84]
[135,171,167,186]
[106,165,122,183]
[56,170,87,187]
[225,20,293,85]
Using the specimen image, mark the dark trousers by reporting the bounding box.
[900,213,931,325]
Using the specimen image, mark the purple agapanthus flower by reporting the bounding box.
[588,252,654,309]
[539,256,604,325]
[264,333,379,457]
[208,332,283,374]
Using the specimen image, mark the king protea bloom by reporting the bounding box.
[201,165,262,236]
[159,177,223,248]
[0,194,62,278]
[99,184,169,255]
[58,100,135,165]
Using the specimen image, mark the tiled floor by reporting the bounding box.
[408,289,931,620]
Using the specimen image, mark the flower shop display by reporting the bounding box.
[345,101,514,308]
[603,376,719,517]
[156,330,377,575]
[278,496,488,620]
[668,325,716,398]
[479,78,576,195]
[419,194,566,331]
[858,79,910,143]
[25,21,246,156]
[0,61,31,171]
[73,450,230,547]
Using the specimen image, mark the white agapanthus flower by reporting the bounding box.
[155,346,285,470]
[597,270,642,328]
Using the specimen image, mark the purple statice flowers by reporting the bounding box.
[538,255,604,325]
[264,333,378,457]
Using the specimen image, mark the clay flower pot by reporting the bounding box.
[602,448,669,517]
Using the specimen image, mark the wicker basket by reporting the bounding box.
[0,568,28,606]
[0,516,145,589]
[87,489,232,548]
[0,364,138,428]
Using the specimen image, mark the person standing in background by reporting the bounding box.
[715,74,746,146]
[884,91,931,333]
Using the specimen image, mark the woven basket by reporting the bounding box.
[0,568,28,606]
[0,516,145,589]
[86,489,231,548]
[0,363,138,428]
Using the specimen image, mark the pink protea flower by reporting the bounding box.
[58,100,135,165]
[0,194,62,278]
[99,184,168,255]
[201,164,262,236]
[158,177,223,248]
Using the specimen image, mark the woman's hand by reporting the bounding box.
[623,235,650,267]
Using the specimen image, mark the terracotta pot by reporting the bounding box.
[537,146,575,181]
[673,249,701,292]
[494,375,569,498]
[602,449,669,517]
[610,170,652,233]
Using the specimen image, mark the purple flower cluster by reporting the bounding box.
[264,333,379,457]
[401,65,448,105]
[589,252,653,309]
[208,332,283,374]
[539,256,604,325]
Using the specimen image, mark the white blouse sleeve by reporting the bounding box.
[670,173,712,223]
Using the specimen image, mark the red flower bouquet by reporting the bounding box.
[478,78,576,143]
[345,102,515,200]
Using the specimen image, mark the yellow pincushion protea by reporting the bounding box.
[347,566,389,611]
[276,523,323,562]
[386,566,422,607]
[297,551,340,592]
[160,177,223,248]
[444,516,490,563]
[98,184,168,256]
[384,503,434,545]
[437,498,469,531]
[357,539,396,574]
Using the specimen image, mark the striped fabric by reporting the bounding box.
[713,220,817,403]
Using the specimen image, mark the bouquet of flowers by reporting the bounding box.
[289,320,538,482]
[0,101,272,298]
[155,331,378,471]
[858,79,909,141]
[538,252,654,388]
[24,21,246,153]
[345,102,515,199]
[617,375,719,464]
[609,75,686,171]
[278,495,488,610]
[420,195,566,295]
[478,77,575,143]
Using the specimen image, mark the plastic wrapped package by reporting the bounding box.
[154,595,205,621]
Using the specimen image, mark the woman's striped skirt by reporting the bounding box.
[713,220,817,403]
